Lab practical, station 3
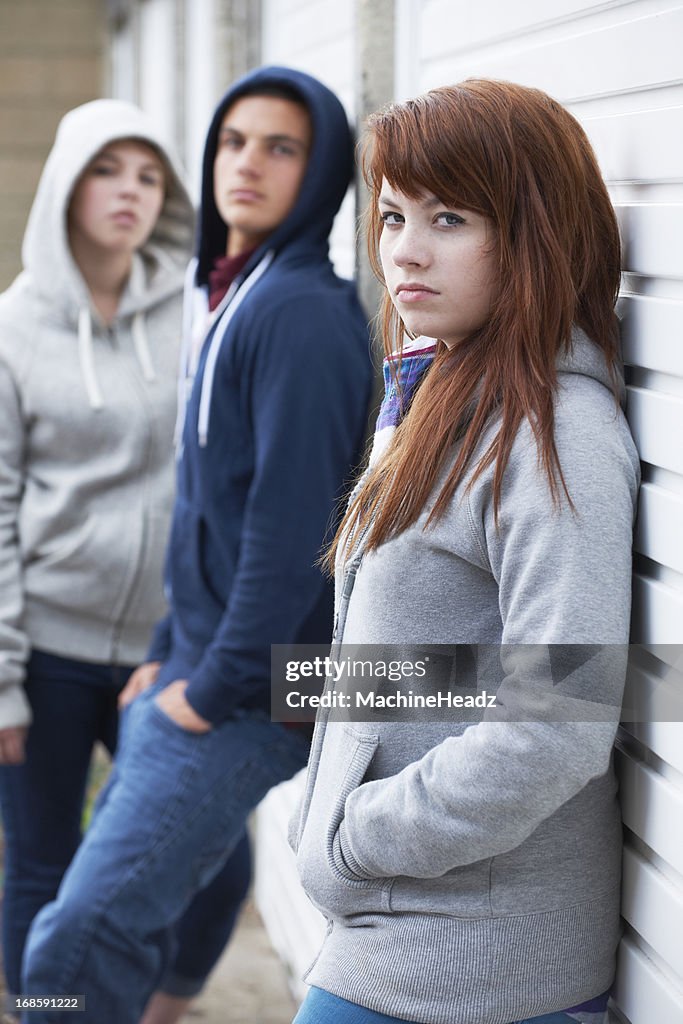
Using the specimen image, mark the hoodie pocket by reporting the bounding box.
[167,495,225,637]
[296,724,393,918]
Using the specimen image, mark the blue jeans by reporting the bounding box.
[292,988,609,1023]
[0,652,126,995]
[0,651,252,1001]
[21,683,309,1023]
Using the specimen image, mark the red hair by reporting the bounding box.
[326,79,621,569]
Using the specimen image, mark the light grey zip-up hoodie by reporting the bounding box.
[0,100,194,729]
[292,330,640,1024]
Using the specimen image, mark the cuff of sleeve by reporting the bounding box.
[184,672,236,727]
[146,615,172,663]
[337,818,374,880]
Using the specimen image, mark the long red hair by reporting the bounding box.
[327,79,621,570]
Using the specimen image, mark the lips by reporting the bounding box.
[111,210,138,227]
[395,283,439,302]
[228,189,264,202]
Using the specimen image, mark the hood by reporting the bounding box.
[559,326,625,406]
[22,98,195,321]
[195,65,354,284]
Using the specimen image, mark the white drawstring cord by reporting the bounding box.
[174,258,205,449]
[77,307,104,410]
[197,250,275,447]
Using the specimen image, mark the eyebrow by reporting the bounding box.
[378,193,441,208]
[95,151,163,172]
[218,126,309,152]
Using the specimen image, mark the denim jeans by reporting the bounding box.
[0,651,252,1003]
[21,683,309,1023]
[0,651,127,995]
[292,988,609,1024]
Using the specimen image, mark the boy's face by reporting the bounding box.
[213,94,312,257]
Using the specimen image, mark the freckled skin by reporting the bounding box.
[379,180,498,348]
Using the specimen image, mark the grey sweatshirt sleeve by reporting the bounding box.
[338,393,639,880]
[0,356,32,729]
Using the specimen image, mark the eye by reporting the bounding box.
[380,211,404,227]
[219,134,242,151]
[271,142,298,157]
[140,172,163,187]
[90,163,116,176]
[435,212,465,227]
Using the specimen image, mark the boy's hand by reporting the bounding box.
[155,680,212,734]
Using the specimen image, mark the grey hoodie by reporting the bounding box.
[0,99,194,728]
[292,331,640,1024]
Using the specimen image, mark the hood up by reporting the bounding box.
[195,64,355,284]
[22,98,195,322]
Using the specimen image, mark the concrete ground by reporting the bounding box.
[180,899,299,1024]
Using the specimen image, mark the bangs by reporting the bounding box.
[363,90,495,217]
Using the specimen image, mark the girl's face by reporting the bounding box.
[378,180,499,348]
[68,140,165,259]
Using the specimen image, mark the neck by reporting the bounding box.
[69,234,133,324]
[226,228,268,259]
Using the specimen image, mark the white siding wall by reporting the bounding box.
[260,0,357,278]
[137,0,177,143]
[393,1,683,1021]
[184,0,218,199]
[109,13,137,103]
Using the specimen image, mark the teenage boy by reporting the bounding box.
[22,66,372,1024]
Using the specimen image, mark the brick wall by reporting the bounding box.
[0,0,105,289]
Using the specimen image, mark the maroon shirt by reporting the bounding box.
[208,249,256,311]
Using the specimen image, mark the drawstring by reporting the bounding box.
[196,249,275,448]
[132,312,156,381]
[77,307,157,411]
[77,307,104,410]
[174,258,206,448]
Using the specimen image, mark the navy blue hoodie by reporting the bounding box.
[149,66,373,724]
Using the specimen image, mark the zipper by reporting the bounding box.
[109,318,157,664]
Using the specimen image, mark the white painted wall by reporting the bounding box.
[260,0,357,279]
[109,13,137,103]
[184,0,218,199]
[137,0,176,144]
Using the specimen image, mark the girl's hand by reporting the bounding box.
[0,725,27,765]
[118,661,162,709]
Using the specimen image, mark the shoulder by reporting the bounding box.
[468,376,639,537]
[551,375,640,505]
[475,379,640,561]
[233,268,369,368]
[247,262,364,331]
